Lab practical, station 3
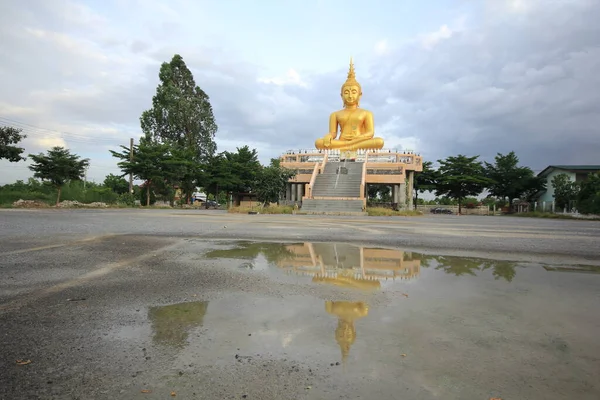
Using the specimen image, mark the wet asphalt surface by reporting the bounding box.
[1,209,599,399]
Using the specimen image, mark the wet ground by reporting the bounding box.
[1,209,599,399]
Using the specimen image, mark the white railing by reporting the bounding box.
[283,148,420,163]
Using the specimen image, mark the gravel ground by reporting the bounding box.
[1,209,599,400]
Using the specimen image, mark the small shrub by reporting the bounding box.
[510,212,577,219]
[117,192,136,206]
[367,207,423,217]
[228,205,294,214]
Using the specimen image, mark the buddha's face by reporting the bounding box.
[341,85,361,107]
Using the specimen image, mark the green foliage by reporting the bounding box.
[435,154,494,213]
[254,158,296,205]
[576,173,600,215]
[117,192,136,206]
[433,196,458,206]
[140,54,217,162]
[202,146,262,196]
[414,160,438,204]
[366,207,422,217]
[228,205,294,214]
[28,146,90,205]
[139,184,156,205]
[104,173,129,194]
[422,254,519,282]
[551,173,579,211]
[508,211,590,219]
[0,126,27,162]
[463,197,480,209]
[481,197,507,209]
[367,185,391,202]
[0,178,119,206]
[0,179,53,205]
[59,180,118,204]
[110,136,188,206]
[484,151,545,206]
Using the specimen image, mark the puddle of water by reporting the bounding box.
[205,241,528,288]
[543,265,600,274]
[104,240,600,398]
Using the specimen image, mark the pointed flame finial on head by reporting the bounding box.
[341,57,361,95]
[348,57,355,80]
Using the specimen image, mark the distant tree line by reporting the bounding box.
[0,54,294,208]
[412,152,600,215]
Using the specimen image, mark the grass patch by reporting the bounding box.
[366,207,423,217]
[507,212,596,220]
[228,205,294,214]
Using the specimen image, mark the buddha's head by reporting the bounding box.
[341,58,362,108]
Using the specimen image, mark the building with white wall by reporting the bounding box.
[535,165,600,203]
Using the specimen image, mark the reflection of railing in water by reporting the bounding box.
[276,243,421,284]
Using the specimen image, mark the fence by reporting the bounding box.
[416,205,490,215]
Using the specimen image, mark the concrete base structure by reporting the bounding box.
[280,149,422,213]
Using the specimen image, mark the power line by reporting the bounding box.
[0,116,136,145]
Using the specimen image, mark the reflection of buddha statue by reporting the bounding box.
[315,59,385,151]
[325,301,369,363]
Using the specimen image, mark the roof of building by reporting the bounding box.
[538,165,600,178]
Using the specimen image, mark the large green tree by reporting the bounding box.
[202,152,238,201]
[576,173,600,215]
[1,126,27,162]
[254,159,296,206]
[224,146,261,193]
[103,173,129,194]
[435,154,493,214]
[140,54,217,161]
[414,160,438,206]
[201,146,262,204]
[28,146,90,205]
[110,137,187,206]
[551,173,579,211]
[484,151,545,208]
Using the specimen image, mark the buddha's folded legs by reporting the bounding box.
[315,137,384,150]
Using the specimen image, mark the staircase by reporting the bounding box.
[302,161,366,215]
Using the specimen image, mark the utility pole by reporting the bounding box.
[129,138,134,194]
[83,166,89,190]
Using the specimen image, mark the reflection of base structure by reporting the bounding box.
[313,272,380,290]
[325,301,369,363]
[277,243,420,290]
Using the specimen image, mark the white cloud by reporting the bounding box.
[374,40,390,56]
[258,69,307,87]
[421,25,453,49]
[0,0,599,186]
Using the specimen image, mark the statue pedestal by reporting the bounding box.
[340,150,357,160]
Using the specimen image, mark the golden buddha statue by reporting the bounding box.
[315,58,385,151]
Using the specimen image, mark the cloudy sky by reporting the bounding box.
[1,0,598,184]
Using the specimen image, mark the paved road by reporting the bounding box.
[1,209,599,399]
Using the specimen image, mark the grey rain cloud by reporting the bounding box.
[0,0,598,184]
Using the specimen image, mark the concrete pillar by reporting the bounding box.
[286,183,292,202]
[392,185,398,204]
[297,183,304,202]
[399,183,407,209]
[407,171,414,209]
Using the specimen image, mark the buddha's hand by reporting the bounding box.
[323,135,332,148]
